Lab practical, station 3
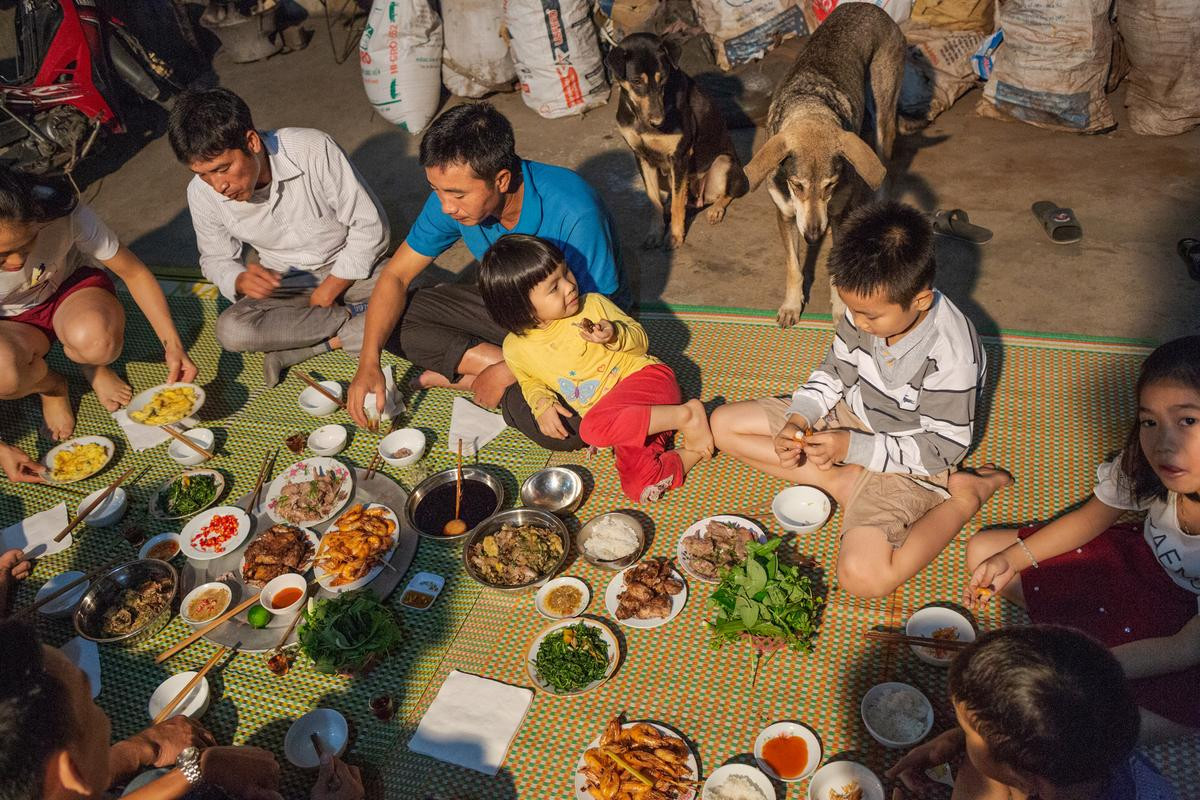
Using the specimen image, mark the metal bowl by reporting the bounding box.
[462,508,571,593]
[74,559,179,646]
[405,466,505,543]
[520,466,583,515]
[576,512,646,570]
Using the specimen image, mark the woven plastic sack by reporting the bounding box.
[692,0,808,70]
[442,0,516,98]
[505,0,609,118]
[1119,0,1200,136]
[359,0,443,134]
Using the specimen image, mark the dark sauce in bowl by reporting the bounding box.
[413,480,497,536]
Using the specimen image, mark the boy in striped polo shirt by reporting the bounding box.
[712,202,1011,598]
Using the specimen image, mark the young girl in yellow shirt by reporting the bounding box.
[480,235,712,502]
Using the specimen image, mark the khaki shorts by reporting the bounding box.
[756,397,950,548]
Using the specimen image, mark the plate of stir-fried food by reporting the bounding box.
[43,436,114,483]
[575,715,699,800]
[265,457,354,526]
[604,559,688,630]
[127,383,205,426]
[676,515,767,584]
[312,503,399,592]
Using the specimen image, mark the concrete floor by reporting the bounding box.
[84,30,1200,343]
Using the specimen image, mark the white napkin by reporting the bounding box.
[407,670,533,775]
[60,637,101,698]
[1,503,71,557]
[112,409,198,452]
[448,398,507,457]
[363,366,406,426]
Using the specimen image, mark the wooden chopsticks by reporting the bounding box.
[364,417,401,481]
[156,594,260,663]
[10,559,121,619]
[153,645,231,724]
[49,464,143,545]
[161,425,214,460]
[864,629,970,651]
[299,374,347,410]
[245,446,278,512]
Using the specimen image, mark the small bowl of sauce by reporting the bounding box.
[534,576,590,619]
[139,532,181,561]
[754,721,822,782]
[260,573,308,618]
[180,582,232,625]
[400,572,445,611]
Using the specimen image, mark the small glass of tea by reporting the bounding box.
[369,694,395,721]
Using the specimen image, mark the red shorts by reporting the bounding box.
[1,267,116,342]
[1019,522,1200,727]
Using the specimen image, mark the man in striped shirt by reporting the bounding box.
[712,202,1011,598]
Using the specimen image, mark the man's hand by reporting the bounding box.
[348,362,386,428]
[200,746,281,798]
[0,442,46,483]
[885,727,964,794]
[234,263,282,300]
[578,319,616,345]
[311,755,365,800]
[127,716,217,768]
[309,275,354,308]
[0,549,32,584]
[802,429,849,471]
[536,402,574,440]
[772,415,809,469]
[164,344,199,384]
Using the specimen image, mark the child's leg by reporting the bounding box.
[837,466,1013,598]
[1139,708,1197,745]
[612,440,700,503]
[648,399,713,456]
[964,527,1026,607]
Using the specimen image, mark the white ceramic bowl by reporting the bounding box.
[298,381,342,417]
[378,428,425,467]
[905,606,976,666]
[147,672,210,720]
[807,761,886,800]
[179,581,232,626]
[36,571,89,617]
[534,576,590,619]
[167,428,214,466]
[307,424,348,457]
[861,682,934,749]
[703,764,777,799]
[284,708,349,768]
[260,573,308,617]
[139,532,181,561]
[78,487,128,527]
[772,486,832,534]
[754,721,822,781]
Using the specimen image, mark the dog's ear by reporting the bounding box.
[605,45,628,81]
[659,37,681,67]
[836,130,887,190]
[744,133,791,191]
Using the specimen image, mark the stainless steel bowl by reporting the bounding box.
[74,559,179,646]
[462,508,571,592]
[520,466,583,515]
[405,466,505,543]
[576,512,645,570]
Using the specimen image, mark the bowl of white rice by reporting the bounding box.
[860,682,933,748]
[576,512,645,570]
[702,764,776,800]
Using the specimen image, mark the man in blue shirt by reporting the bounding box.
[348,103,629,449]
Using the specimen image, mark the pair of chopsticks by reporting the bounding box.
[298,373,347,410]
[44,463,149,548]
[864,629,970,652]
[161,424,214,460]
[10,559,122,619]
[244,446,279,512]
[156,594,260,663]
[152,644,235,724]
[364,417,402,481]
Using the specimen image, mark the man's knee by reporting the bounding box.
[215,308,257,353]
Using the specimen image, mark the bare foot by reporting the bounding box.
[39,374,75,441]
[676,447,706,475]
[678,399,714,457]
[83,365,132,411]
[952,463,1014,506]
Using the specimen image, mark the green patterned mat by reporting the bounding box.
[3,294,1196,799]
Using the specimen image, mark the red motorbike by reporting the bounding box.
[0,0,182,174]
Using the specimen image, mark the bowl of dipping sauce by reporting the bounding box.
[406,466,504,542]
[261,573,308,617]
[167,429,214,466]
[378,428,426,468]
[139,533,181,561]
[298,381,342,417]
[754,721,822,782]
[179,582,232,626]
[771,485,832,534]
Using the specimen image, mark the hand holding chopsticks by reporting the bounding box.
[10,559,121,619]
[157,594,260,663]
[153,645,233,724]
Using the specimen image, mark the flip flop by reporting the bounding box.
[931,209,993,244]
[1179,239,1200,282]
[1032,201,1083,244]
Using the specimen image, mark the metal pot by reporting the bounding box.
[74,559,178,646]
[405,466,504,543]
[461,508,571,593]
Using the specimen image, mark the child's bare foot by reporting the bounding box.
[678,399,714,457]
[83,365,132,411]
[39,374,75,441]
[952,463,1014,506]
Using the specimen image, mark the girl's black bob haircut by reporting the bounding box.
[479,234,565,334]
[0,167,77,225]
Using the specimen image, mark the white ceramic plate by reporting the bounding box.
[676,515,768,584]
[127,382,206,426]
[573,721,698,799]
[284,708,348,769]
[36,571,89,617]
[604,565,688,630]
[180,506,252,561]
[526,617,619,695]
[534,576,590,619]
[703,764,777,800]
[905,606,976,666]
[264,457,354,527]
[807,761,885,800]
[754,720,822,781]
[148,469,226,520]
[312,503,400,593]
[42,436,114,484]
[238,525,321,588]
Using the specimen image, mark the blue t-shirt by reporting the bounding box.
[404,159,628,307]
[1095,753,1178,800]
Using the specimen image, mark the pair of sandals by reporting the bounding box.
[930,201,1083,246]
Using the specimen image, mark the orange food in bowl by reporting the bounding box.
[762,734,808,780]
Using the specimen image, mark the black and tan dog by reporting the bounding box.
[606,34,749,250]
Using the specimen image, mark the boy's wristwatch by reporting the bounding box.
[176,746,203,785]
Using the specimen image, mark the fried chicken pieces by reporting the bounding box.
[580,716,695,800]
[241,524,314,586]
[615,560,683,621]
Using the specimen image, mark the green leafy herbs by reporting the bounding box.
[533,622,610,693]
[707,538,822,654]
[298,590,403,674]
[161,473,216,517]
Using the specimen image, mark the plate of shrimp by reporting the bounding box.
[574,715,699,800]
[312,503,399,592]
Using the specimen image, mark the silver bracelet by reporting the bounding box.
[1016,538,1039,569]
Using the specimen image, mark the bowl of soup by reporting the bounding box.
[405,466,505,543]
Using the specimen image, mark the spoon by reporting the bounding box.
[442,438,467,536]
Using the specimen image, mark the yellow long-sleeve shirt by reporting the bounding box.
[503,294,659,416]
